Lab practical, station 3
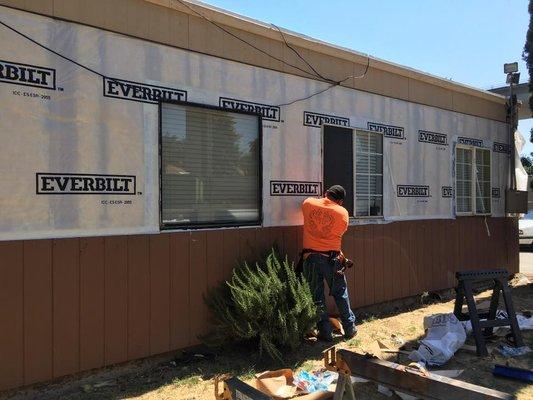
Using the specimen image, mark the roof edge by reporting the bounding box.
[160,0,505,104]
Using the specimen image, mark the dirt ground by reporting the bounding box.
[2,276,532,400]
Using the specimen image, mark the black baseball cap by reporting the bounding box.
[326,185,346,201]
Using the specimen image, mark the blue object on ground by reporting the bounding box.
[497,344,532,357]
[493,365,533,382]
[293,370,337,393]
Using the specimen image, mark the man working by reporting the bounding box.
[301,185,356,341]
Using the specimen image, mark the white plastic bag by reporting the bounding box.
[409,313,466,366]
[462,310,533,333]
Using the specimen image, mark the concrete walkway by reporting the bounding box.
[519,246,533,280]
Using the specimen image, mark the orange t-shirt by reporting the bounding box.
[302,197,349,252]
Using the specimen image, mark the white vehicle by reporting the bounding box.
[519,211,533,246]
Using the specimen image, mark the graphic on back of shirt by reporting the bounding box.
[308,208,335,239]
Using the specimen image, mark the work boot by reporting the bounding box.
[343,326,357,340]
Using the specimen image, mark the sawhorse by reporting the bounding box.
[453,269,524,357]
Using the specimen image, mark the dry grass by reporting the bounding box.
[3,281,532,400]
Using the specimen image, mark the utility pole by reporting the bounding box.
[504,62,520,190]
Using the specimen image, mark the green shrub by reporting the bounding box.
[202,248,319,362]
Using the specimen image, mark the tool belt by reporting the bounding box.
[302,248,339,259]
[295,248,340,277]
[295,249,354,277]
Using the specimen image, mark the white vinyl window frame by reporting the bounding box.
[454,144,492,217]
[354,129,384,219]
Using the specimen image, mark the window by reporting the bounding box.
[322,126,383,218]
[355,130,383,217]
[160,102,261,228]
[455,145,491,215]
[323,125,354,215]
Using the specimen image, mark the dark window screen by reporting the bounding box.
[323,125,354,215]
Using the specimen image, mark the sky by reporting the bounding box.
[203,0,532,155]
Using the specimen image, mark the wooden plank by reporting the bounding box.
[189,231,207,346]
[79,237,105,371]
[342,228,355,308]
[346,227,357,307]
[224,377,271,400]
[352,226,365,308]
[222,230,240,280]
[507,218,520,273]
[206,230,224,290]
[495,218,506,270]
[363,225,374,306]
[480,218,491,270]
[255,227,274,258]
[52,238,80,378]
[445,220,455,289]
[457,218,466,272]
[472,218,483,271]
[149,234,171,355]
[405,221,416,297]
[463,218,473,271]
[271,227,287,258]
[489,218,499,269]
[282,226,299,266]
[169,232,191,349]
[239,227,258,265]
[397,222,407,298]
[373,224,384,304]
[296,225,304,259]
[335,349,513,400]
[104,236,128,365]
[415,221,425,294]
[434,220,446,291]
[448,220,460,288]
[390,222,403,300]
[426,221,437,291]
[23,240,53,385]
[127,235,150,360]
[222,377,272,400]
[381,223,393,302]
[0,241,24,390]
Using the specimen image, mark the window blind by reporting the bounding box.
[161,103,260,226]
[355,130,383,217]
[456,147,473,214]
[475,148,491,214]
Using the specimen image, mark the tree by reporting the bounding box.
[202,249,319,362]
[521,149,533,174]
[523,0,533,116]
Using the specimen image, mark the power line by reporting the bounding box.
[0,20,104,78]
[274,82,337,107]
[175,0,371,106]
[271,24,336,84]
[274,58,370,107]
[0,4,370,108]
[174,0,328,81]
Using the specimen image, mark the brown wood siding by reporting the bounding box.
[0,0,506,122]
[0,217,519,391]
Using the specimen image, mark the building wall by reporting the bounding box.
[0,1,518,393]
[0,217,519,391]
[0,6,511,240]
[0,0,506,122]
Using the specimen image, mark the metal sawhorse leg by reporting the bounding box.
[453,269,524,357]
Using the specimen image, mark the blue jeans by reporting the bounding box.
[303,253,356,338]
